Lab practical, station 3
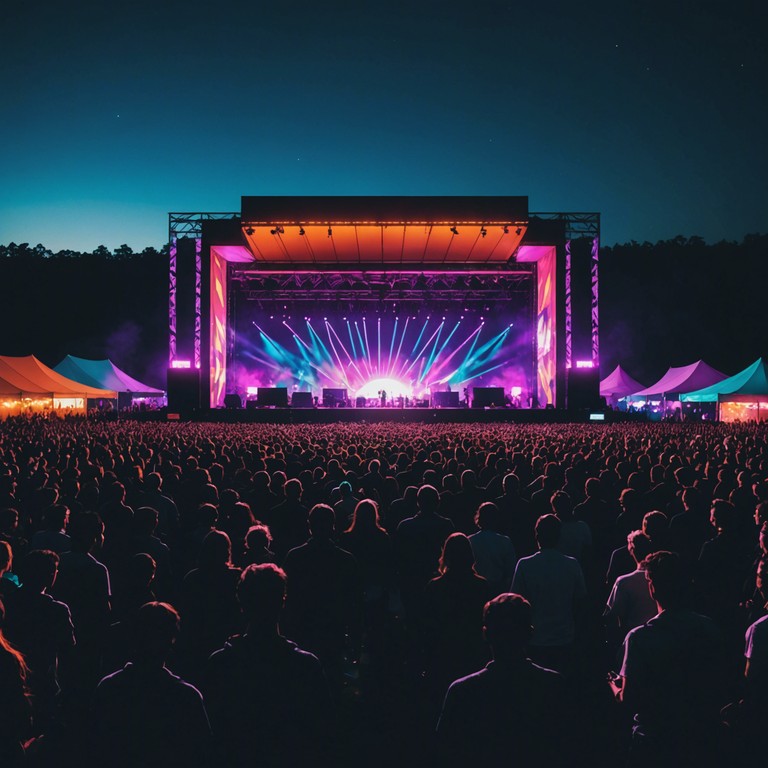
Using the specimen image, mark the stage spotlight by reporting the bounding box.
[503,225,509,234]
[299,226,305,236]
[515,226,522,236]
[480,227,487,238]
[450,226,459,235]
[245,226,254,236]
[270,228,278,235]
[328,226,333,237]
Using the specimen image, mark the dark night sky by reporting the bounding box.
[1,0,766,251]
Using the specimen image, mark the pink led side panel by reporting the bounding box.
[591,236,599,367]
[169,237,177,364]
[518,245,557,407]
[194,238,202,370]
[565,240,572,369]
[209,249,227,408]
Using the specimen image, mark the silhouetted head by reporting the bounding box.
[643,551,690,610]
[550,491,572,520]
[475,502,500,531]
[132,602,180,666]
[502,473,521,495]
[483,593,533,660]
[308,504,335,539]
[245,524,272,551]
[627,530,654,565]
[710,499,736,533]
[144,472,162,493]
[584,477,600,498]
[348,499,382,534]
[42,504,69,532]
[535,514,561,550]
[416,484,440,515]
[642,510,668,541]
[129,553,156,590]
[284,478,303,501]
[439,532,476,575]
[199,529,232,569]
[68,511,104,553]
[134,506,159,537]
[20,549,59,592]
[238,563,287,627]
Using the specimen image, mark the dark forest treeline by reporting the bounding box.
[600,233,768,384]
[1,234,766,390]
[0,242,170,386]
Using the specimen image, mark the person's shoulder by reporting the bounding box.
[160,666,205,701]
[746,614,768,647]
[44,592,72,616]
[97,664,130,693]
[445,665,491,695]
[525,659,565,686]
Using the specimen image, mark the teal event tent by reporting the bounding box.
[55,356,163,408]
[680,358,768,422]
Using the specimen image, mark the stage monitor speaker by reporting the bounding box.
[322,388,347,407]
[167,368,201,413]
[472,387,505,408]
[432,391,459,408]
[257,387,288,407]
[566,367,601,410]
[291,391,313,408]
[223,393,242,409]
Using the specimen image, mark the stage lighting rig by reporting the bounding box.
[450,226,459,235]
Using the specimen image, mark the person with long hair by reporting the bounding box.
[424,533,491,700]
[0,598,30,767]
[340,500,395,655]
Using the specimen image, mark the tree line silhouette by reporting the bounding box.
[0,234,766,390]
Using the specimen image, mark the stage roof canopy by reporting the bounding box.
[680,358,768,403]
[237,195,529,264]
[54,356,164,396]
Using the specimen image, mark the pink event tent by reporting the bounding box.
[600,365,646,400]
[632,360,728,399]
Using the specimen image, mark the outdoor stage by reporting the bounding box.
[167,197,602,417]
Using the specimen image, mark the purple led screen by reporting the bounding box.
[230,303,533,403]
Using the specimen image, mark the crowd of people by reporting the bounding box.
[0,416,766,766]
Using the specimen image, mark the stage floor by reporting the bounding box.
[157,407,633,424]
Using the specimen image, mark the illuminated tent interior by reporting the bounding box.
[0,355,116,419]
[55,356,164,407]
[681,358,768,421]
